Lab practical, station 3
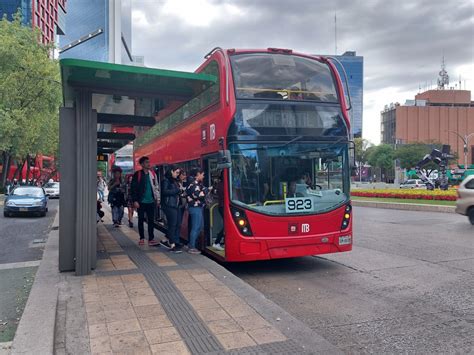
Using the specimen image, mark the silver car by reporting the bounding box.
[399,179,426,189]
[455,175,474,225]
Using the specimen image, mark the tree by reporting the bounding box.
[394,143,431,170]
[354,138,372,181]
[0,12,61,188]
[367,144,394,181]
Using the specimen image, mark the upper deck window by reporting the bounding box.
[230,53,338,103]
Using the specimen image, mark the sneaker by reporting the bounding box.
[138,239,145,246]
[114,223,119,228]
[159,240,173,249]
[170,246,183,254]
[148,240,160,246]
[188,248,201,255]
[128,221,133,228]
[212,243,224,251]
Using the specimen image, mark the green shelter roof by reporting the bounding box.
[60,59,217,105]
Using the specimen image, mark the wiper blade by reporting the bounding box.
[282,135,303,147]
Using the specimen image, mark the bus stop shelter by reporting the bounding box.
[59,59,216,275]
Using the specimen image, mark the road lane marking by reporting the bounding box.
[0,260,41,270]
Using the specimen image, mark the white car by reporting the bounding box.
[44,182,60,198]
[399,179,426,189]
[455,175,474,225]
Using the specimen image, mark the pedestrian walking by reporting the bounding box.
[108,166,125,227]
[97,175,106,202]
[161,165,182,253]
[130,156,164,247]
[186,167,212,254]
[125,174,135,228]
[176,169,188,249]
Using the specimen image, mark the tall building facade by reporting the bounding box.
[381,89,474,165]
[0,0,66,44]
[334,51,364,138]
[59,0,132,64]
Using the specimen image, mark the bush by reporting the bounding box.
[351,189,457,201]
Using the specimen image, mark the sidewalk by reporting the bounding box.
[14,209,340,354]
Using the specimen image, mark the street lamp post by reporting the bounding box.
[447,131,474,169]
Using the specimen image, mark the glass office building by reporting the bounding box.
[333,51,364,138]
[59,0,133,64]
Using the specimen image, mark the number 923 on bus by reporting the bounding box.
[285,197,314,213]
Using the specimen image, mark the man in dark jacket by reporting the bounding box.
[161,165,182,253]
[131,156,163,246]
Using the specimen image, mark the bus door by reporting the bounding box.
[202,155,223,254]
[154,165,167,229]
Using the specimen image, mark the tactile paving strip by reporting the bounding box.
[106,225,224,354]
[103,225,309,355]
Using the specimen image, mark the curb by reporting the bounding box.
[352,200,456,213]
[194,255,342,354]
[11,211,60,355]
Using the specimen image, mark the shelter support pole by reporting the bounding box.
[74,91,97,276]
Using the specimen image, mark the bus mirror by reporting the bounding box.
[348,141,357,176]
[217,150,232,169]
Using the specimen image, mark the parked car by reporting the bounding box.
[44,182,60,198]
[399,179,426,189]
[4,186,48,217]
[455,175,474,225]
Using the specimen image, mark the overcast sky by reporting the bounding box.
[130,0,474,144]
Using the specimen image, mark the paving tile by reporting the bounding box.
[167,270,190,278]
[121,274,146,282]
[85,302,103,314]
[101,301,133,312]
[100,292,130,305]
[247,326,287,344]
[187,269,208,276]
[192,273,219,283]
[196,307,231,322]
[127,287,155,297]
[233,314,271,331]
[180,289,209,301]
[150,341,190,355]
[89,335,111,353]
[84,292,101,303]
[173,282,203,292]
[107,318,141,335]
[206,286,235,298]
[186,297,220,310]
[113,347,151,355]
[124,280,150,290]
[96,275,123,286]
[206,318,243,334]
[198,280,225,290]
[110,331,147,352]
[104,308,137,323]
[144,326,181,345]
[215,331,257,350]
[134,305,166,318]
[87,310,106,325]
[214,295,244,308]
[224,304,257,318]
[88,323,108,339]
[130,295,160,307]
[138,315,173,330]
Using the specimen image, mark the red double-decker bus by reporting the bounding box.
[134,48,353,262]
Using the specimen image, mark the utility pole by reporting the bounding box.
[447,131,474,169]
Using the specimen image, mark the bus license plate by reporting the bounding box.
[339,236,351,245]
[285,197,314,214]
[19,208,28,212]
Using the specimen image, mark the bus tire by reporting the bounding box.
[3,211,9,218]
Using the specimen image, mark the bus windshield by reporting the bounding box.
[230,53,338,102]
[229,142,349,216]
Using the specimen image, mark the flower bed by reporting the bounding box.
[351,189,457,201]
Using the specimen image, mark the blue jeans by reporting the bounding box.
[163,206,179,244]
[112,205,124,224]
[98,190,104,201]
[188,206,203,249]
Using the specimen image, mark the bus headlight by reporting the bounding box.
[341,204,351,230]
[231,206,253,236]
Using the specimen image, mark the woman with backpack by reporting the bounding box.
[161,165,182,253]
[108,166,125,227]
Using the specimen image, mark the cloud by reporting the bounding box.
[130,0,474,143]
